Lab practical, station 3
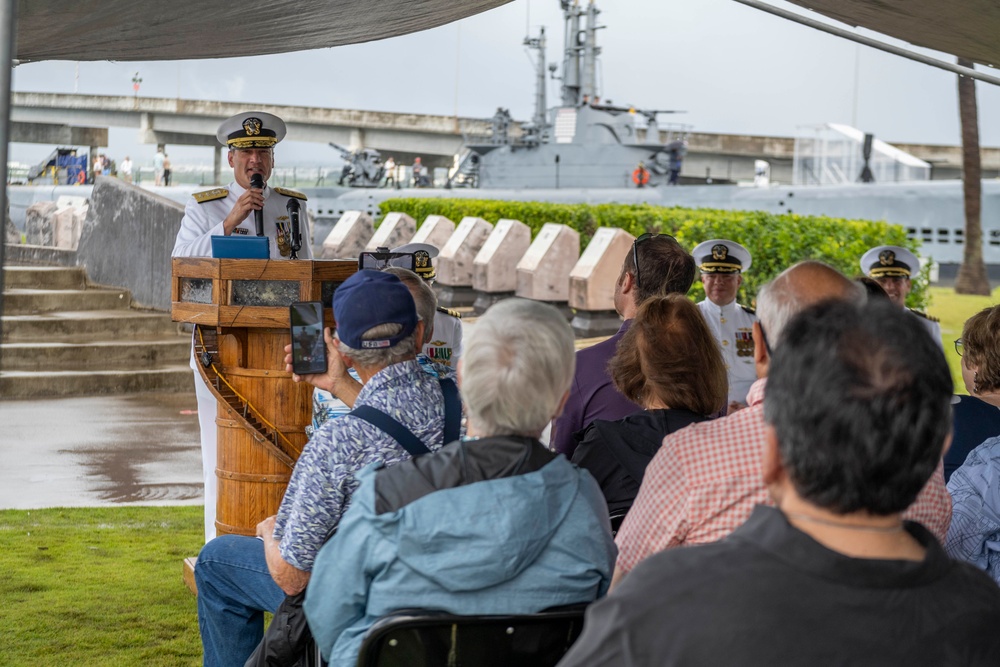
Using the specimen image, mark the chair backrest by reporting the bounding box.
[356,606,588,667]
[609,508,629,538]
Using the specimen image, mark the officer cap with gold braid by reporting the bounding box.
[392,243,439,282]
[860,245,918,279]
[692,239,752,274]
[216,111,287,149]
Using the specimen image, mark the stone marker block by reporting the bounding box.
[25,201,58,246]
[569,227,634,337]
[472,218,531,313]
[321,211,374,259]
[55,195,88,211]
[411,215,456,250]
[515,223,580,311]
[53,204,86,249]
[366,212,415,251]
[437,216,493,307]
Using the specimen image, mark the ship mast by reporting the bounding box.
[524,27,548,129]
[560,0,602,106]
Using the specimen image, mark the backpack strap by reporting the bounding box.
[349,406,431,457]
[439,377,461,445]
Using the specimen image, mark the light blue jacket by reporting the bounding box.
[304,455,617,666]
[945,435,1000,582]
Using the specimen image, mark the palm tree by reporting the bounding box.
[954,58,991,295]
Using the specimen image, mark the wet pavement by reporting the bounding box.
[0,391,203,509]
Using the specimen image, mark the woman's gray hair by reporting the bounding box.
[382,267,436,346]
[335,323,418,368]
[461,298,576,436]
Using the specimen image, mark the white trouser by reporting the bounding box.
[193,368,218,542]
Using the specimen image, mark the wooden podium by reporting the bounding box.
[171,258,356,537]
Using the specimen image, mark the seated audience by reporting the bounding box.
[559,299,1000,667]
[195,271,456,667]
[551,233,695,457]
[304,299,617,666]
[612,262,952,589]
[572,294,726,515]
[944,304,1000,481]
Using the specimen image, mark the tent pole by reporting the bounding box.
[0,0,16,369]
[734,0,1000,87]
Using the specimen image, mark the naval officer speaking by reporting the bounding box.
[173,111,313,259]
[172,111,313,541]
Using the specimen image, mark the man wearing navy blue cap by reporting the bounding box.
[195,270,457,667]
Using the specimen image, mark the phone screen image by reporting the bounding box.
[289,301,328,375]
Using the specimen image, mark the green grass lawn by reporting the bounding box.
[927,286,1000,394]
[0,505,203,666]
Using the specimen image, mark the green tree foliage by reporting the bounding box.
[380,198,927,308]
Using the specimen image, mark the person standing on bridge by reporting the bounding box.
[172,111,313,542]
[154,147,165,186]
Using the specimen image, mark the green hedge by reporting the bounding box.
[379,198,928,308]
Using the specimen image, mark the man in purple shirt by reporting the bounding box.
[551,233,695,457]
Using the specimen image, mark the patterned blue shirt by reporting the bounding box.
[274,359,453,571]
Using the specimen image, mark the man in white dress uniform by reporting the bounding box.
[172,111,312,541]
[693,239,757,412]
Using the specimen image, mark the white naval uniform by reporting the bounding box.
[172,181,312,541]
[909,309,943,350]
[172,181,313,259]
[423,308,463,368]
[697,299,758,405]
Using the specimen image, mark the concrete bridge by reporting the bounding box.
[12,92,1000,185]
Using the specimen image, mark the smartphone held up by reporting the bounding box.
[289,301,328,375]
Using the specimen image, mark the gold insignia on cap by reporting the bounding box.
[879,250,896,266]
[712,244,729,261]
[242,118,262,137]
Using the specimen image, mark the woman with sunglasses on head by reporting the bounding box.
[571,293,727,518]
[944,305,1000,482]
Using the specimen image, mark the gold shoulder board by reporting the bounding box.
[193,188,228,203]
[909,308,939,322]
[437,306,462,319]
[740,305,756,316]
[274,187,308,201]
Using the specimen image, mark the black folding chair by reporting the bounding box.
[355,606,588,667]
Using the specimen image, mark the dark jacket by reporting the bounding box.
[572,409,708,514]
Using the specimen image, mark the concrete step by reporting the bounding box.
[1,337,191,371]
[0,365,194,399]
[2,310,184,342]
[2,266,88,290]
[3,287,132,315]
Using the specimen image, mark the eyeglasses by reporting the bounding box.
[955,339,964,357]
[631,232,677,289]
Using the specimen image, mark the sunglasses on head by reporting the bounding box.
[631,232,677,289]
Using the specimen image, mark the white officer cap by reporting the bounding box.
[860,245,918,278]
[391,243,439,281]
[216,111,287,149]
[692,239,752,274]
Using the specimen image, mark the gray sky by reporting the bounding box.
[10,0,1000,169]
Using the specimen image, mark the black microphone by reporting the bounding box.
[249,173,264,237]
[286,199,301,258]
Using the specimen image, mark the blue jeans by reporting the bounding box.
[196,534,287,667]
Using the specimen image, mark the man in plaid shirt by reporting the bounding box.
[613,261,954,587]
